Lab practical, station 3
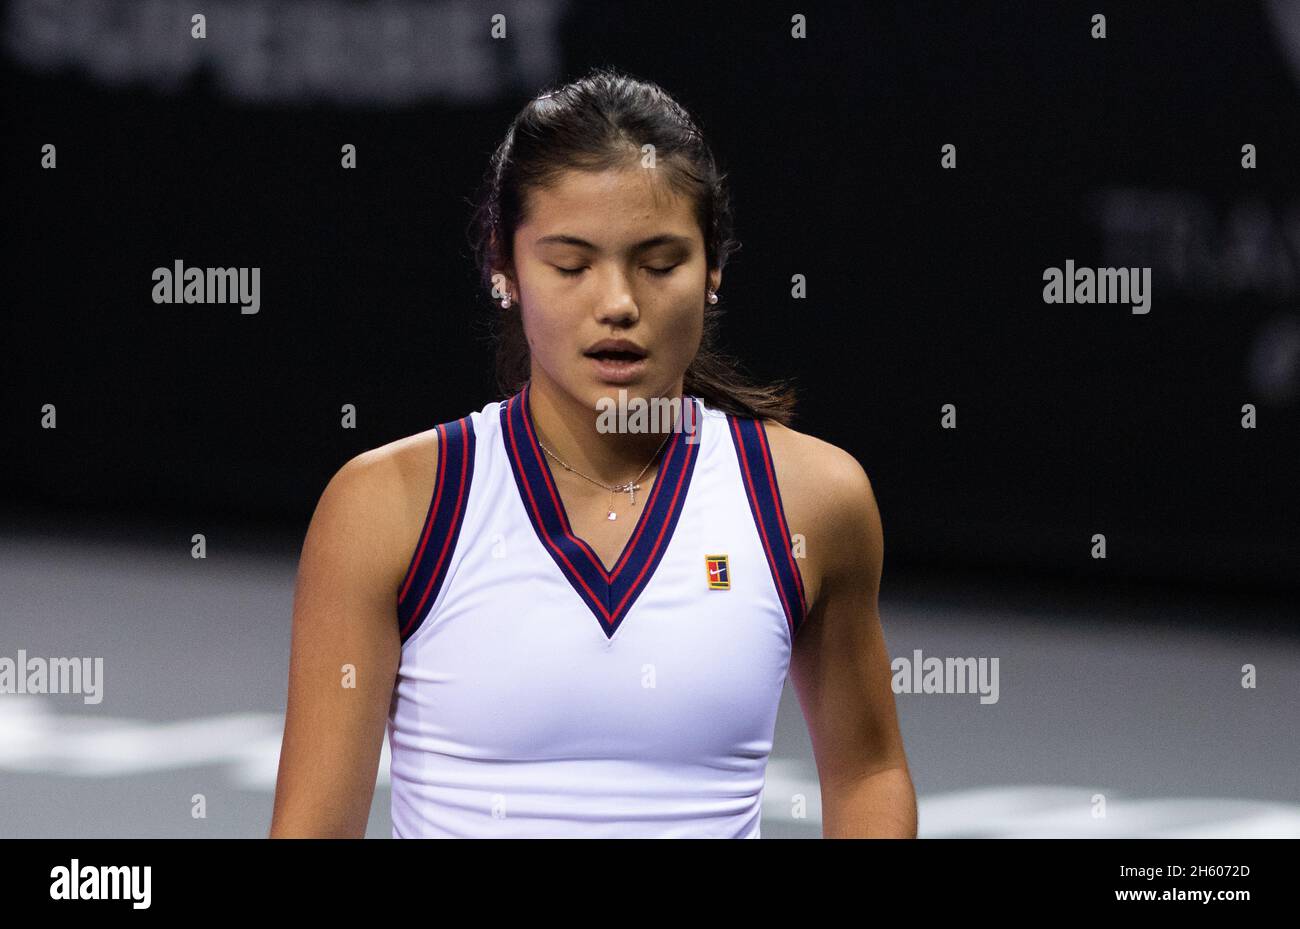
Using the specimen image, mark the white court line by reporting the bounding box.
[3,697,1296,837]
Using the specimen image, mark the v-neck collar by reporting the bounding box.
[500,382,702,639]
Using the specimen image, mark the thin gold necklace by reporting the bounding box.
[536,431,672,521]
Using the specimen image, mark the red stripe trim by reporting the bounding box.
[398,420,449,604]
[730,417,796,636]
[609,398,694,579]
[506,394,613,622]
[610,431,696,616]
[403,420,475,639]
[609,430,679,579]
[404,419,472,635]
[518,385,617,581]
[517,383,680,584]
[753,420,808,610]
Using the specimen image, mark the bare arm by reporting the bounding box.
[268,448,413,838]
[788,453,916,838]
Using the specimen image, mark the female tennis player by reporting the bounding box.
[269,68,914,838]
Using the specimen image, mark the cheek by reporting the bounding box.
[667,286,705,335]
[661,305,704,366]
[519,298,571,355]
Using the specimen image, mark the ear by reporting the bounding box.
[708,268,722,294]
[488,254,517,301]
[487,228,517,300]
[489,265,516,302]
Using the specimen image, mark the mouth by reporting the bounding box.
[584,348,649,383]
[584,349,646,362]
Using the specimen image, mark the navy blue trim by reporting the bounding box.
[501,383,701,639]
[727,415,808,638]
[396,415,476,644]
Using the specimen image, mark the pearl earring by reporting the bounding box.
[707,291,719,304]
[500,293,511,308]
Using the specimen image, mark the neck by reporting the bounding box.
[525,375,686,485]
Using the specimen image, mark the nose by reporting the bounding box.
[593,266,640,326]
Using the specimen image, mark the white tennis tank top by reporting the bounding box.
[387,382,808,837]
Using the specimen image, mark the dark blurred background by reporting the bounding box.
[1,0,1297,838]
[5,0,1299,590]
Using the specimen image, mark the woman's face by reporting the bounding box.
[507,164,718,411]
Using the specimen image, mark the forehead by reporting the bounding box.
[522,166,699,246]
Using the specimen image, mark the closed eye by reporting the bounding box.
[554,264,680,277]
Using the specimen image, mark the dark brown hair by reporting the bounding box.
[466,66,798,425]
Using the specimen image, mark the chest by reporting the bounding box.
[547,469,663,574]
[399,504,794,761]
[392,400,801,768]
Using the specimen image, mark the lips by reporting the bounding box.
[585,343,648,384]
[584,339,648,360]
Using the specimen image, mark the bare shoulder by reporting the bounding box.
[371,426,442,513]
[315,427,441,598]
[759,419,883,612]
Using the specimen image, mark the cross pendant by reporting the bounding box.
[621,481,640,506]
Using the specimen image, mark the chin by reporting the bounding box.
[548,365,680,413]
[584,383,646,409]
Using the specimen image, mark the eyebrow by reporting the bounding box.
[533,234,693,251]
